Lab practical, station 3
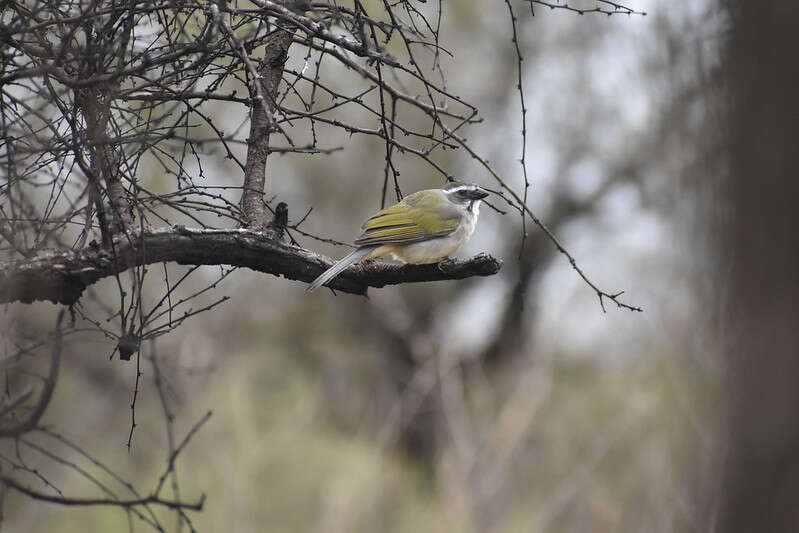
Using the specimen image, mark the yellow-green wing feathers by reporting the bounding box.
[354,191,459,246]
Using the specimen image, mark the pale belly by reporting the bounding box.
[390,235,467,263]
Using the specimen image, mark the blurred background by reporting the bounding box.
[2,0,742,531]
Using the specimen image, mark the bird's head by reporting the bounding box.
[443,181,489,211]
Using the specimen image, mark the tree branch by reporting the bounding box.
[0,475,204,511]
[239,15,297,229]
[0,227,502,304]
[77,82,131,239]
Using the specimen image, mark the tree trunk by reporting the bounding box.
[716,2,799,531]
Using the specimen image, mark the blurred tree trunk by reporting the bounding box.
[717,2,799,531]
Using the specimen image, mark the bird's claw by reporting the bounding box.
[437,257,456,272]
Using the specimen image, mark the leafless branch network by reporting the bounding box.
[1,0,644,526]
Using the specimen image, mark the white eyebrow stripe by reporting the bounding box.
[444,186,477,194]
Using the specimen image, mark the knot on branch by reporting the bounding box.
[265,202,288,241]
[117,332,140,361]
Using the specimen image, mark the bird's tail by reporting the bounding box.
[307,246,375,292]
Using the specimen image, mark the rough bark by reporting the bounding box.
[0,227,502,305]
[78,85,132,240]
[240,28,296,229]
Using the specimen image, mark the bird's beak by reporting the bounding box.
[469,187,489,200]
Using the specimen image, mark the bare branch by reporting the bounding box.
[531,0,646,16]
[0,475,204,511]
[0,227,501,304]
[238,12,297,229]
[437,121,643,313]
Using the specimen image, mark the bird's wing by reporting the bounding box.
[353,193,460,246]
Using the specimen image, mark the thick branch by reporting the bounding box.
[77,85,132,238]
[240,24,296,229]
[0,227,502,304]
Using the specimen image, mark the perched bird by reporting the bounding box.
[307,181,489,291]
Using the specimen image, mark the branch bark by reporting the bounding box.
[0,227,502,304]
[77,84,132,240]
[240,23,296,229]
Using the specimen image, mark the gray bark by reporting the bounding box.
[0,227,501,304]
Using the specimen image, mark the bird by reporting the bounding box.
[307,181,489,291]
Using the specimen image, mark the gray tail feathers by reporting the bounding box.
[307,247,374,292]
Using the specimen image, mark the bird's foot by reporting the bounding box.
[437,257,457,273]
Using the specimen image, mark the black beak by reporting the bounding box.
[469,187,489,200]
